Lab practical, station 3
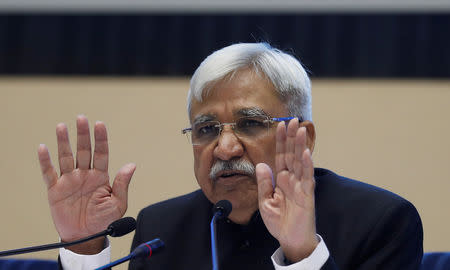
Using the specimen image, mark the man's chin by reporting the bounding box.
[226,201,259,225]
[209,184,258,222]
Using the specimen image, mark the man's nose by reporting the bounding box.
[213,127,244,161]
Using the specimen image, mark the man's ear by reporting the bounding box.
[299,120,316,153]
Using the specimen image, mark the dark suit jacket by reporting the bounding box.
[128,168,423,270]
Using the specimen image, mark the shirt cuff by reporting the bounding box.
[271,234,330,270]
[59,238,111,270]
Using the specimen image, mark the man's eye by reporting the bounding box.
[239,119,265,128]
[195,124,217,136]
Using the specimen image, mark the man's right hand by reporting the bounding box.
[38,115,136,254]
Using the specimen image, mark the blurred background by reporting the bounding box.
[0,1,449,269]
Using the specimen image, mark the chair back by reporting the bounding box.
[422,252,450,270]
[0,258,58,270]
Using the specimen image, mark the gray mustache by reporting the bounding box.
[210,159,255,181]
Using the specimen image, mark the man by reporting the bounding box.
[38,43,423,269]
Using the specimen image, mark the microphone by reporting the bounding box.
[213,200,232,219]
[107,217,137,237]
[0,217,136,257]
[95,238,165,270]
[210,200,232,270]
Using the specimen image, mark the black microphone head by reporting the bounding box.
[107,217,136,237]
[213,200,232,219]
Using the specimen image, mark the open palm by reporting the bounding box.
[38,116,135,243]
[256,119,318,262]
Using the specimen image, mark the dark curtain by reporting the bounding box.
[0,14,449,77]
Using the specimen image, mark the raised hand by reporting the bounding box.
[38,116,135,253]
[256,119,318,262]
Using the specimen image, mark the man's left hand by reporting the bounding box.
[256,119,318,263]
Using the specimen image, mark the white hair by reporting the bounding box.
[187,42,312,121]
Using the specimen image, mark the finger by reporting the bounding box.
[276,170,293,198]
[93,121,109,172]
[76,115,92,169]
[301,149,315,196]
[38,144,58,189]
[56,123,74,174]
[293,127,307,179]
[284,118,299,172]
[256,163,275,202]
[112,163,136,213]
[275,121,287,174]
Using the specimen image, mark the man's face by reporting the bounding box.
[189,68,289,224]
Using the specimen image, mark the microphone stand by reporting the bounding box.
[210,213,221,270]
[0,217,136,257]
[0,230,108,257]
[95,238,164,270]
[210,200,232,270]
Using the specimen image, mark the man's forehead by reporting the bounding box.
[191,107,270,124]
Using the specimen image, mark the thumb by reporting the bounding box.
[112,163,136,212]
[256,163,275,203]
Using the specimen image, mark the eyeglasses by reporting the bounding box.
[181,116,300,145]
